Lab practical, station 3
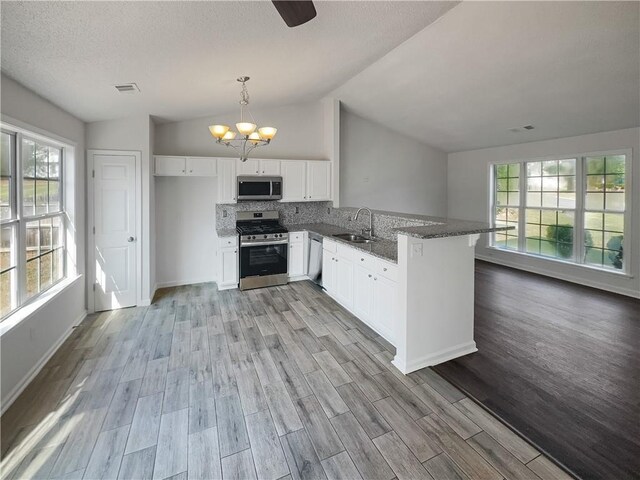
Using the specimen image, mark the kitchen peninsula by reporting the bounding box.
[217,204,509,374]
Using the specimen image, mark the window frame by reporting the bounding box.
[489,149,632,276]
[1,127,67,320]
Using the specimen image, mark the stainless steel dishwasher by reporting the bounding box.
[307,231,323,286]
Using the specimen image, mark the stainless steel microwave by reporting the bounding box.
[237,176,283,201]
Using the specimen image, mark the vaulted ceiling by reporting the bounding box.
[0,1,456,123]
[2,1,638,152]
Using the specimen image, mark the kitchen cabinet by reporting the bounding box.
[372,274,397,342]
[281,160,307,202]
[353,264,374,320]
[237,159,260,175]
[218,236,238,290]
[154,156,217,176]
[217,158,237,203]
[281,160,332,202]
[288,231,308,279]
[322,240,337,294]
[237,158,281,176]
[334,249,354,309]
[306,161,331,201]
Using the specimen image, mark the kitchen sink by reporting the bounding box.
[332,233,376,243]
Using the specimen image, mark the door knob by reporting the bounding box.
[127,236,136,242]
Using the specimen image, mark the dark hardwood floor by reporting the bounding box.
[433,260,640,480]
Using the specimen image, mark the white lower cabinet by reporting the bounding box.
[323,240,397,343]
[288,232,308,279]
[218,236,238,290]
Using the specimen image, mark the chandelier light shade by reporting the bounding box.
[209,76,277,162]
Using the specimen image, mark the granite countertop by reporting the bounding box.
[216,228,238,237]
[287,223,399,263]
[394,219,513,239]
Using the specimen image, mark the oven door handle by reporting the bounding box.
[240,239,289,247]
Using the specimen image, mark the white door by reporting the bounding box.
[322,248,335,294]
[94,154,137,311]
[307,161,331,201]
[353,265,373,321]
[281,161,307,201]
[217,159,237,203]
[220,247,238,286]
[237,159,260,175]
[373,275,397,342]
[260,159,281,176]
[289,241,304,277]
[187,157,217,176]
[334,254,354,308]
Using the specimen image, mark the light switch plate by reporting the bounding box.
[411,243,423,257]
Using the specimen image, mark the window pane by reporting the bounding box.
[26,220,39,259]
[604,213,624,233]
[49,147,61,179]
[527,162,541,176]
[35,179,48,215]
[605,192,625,211]
[558,159,575,175]
[605,155,625,174]
[52,216,63,249]
[35,143,49,178]
[526,192,541,207]
[26,258,39,298]
[40,252,53,290]
[586,156,605,174]
[53,247,64,282]
[542,160,558,176]
[585,193,604,210]
[1,225,15,271]
[0,269,16,318]
[586,175,604,191]
[40,218,53,253]
[22,139,36,216]
[584,212,603,230]
[1,132,13,221]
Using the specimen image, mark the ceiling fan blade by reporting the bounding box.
[272,1,317,27]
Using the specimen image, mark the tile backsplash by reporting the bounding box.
[217,202,442,241]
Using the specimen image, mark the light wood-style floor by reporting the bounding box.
[1,281,570,480]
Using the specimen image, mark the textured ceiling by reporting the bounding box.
[0,0,457,123]
[333,1,640,152]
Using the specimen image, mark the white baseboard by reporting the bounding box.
[1,310,87,414]
[288,275,310,283]
[155,277,217,289]
[392,341,478,374]
[217,284,238,291]
[476,254,639,299]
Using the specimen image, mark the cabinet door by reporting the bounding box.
[281,161,307,202]
[353,265,373,321]
[306,161,331,201]
[289,241,305,277]
[237,159,260,176]
[187,157,217,176]
[220,247,238,286]
[322,249,335,294]
[334,254,354,309]
[217,158,237,203]
[260,159,281,176]
[155,156,186,176]
[373,275,397,342]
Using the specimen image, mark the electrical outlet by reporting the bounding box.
[411,243,423,257]
[327,208,331,214]
[295,206,299,214]
[222,210,228,218]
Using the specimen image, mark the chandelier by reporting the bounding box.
[209,76,277,162]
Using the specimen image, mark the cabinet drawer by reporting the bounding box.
[290,232,306,243]
[353,251,375,270]
[219,236,238,248]
[323,239,337,253]
[375,259,398,281]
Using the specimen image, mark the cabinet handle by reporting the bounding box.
[189,170,193,173]
[383,267,387,271]
[181,170,185,173]
[374,277,377,281]
[368,274,372,278]
[360,258,364,261]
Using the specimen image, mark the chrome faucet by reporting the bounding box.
[354,207,374,238]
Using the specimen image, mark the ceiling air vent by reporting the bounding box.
[114,83,140,94]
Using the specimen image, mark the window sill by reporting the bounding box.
[0,275,84,337]
[486,246,633,279]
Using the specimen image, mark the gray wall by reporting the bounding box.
[154,101,326,159]
[0,74,87,408]
[86,115,156,301]
[339,108,447,216]
[448,127,640,298]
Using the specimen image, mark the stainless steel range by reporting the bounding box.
[236,210,289,290]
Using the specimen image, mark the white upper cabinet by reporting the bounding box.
[155,156,187,176]
[237,159,260,176]
[281,161,307,202]
[260,159,281,176]
[154,156,216,177]
[187,157,217,176]
[217,158,237,203]
[306,161,331,201]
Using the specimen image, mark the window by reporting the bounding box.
[491,152,628,272]
[0,129,66,319]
